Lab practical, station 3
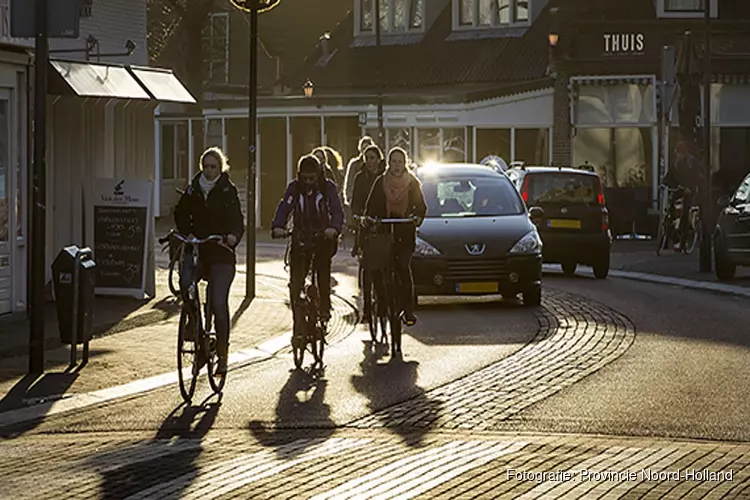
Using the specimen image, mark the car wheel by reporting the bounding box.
[561,262,577,275]
[593,253,610,279]
[714,237,736,281]
[522,287,541,307]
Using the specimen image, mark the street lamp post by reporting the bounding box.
[700,0,713,272]
[230,0,282,299]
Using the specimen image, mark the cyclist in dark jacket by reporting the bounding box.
[364,147,427,326]
[351,144,386,253]
[174,146,244,376]
[271,154,344,325]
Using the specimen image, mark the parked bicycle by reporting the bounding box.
[360,215,419,357]
[274,230,327,369]
[171,233,230,402]
[656,185,701,256]
[158,229,182,298]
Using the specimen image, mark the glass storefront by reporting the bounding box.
[475,128,511,164]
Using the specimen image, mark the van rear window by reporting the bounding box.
[527,174,600,205]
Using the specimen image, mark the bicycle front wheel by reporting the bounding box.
[387,272,402,356]
[168,258,180,298]
[656,216,669,256]
[177,307,199,403]
[206,334,225,394]
[683,211,701,255]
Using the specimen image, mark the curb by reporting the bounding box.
[549,264,750,298]
[608,269,750,298]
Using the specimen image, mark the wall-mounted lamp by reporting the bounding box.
[548,32,559,48]
[303,79,314,98]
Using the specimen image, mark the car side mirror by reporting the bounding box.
[528,206,544,219]
[717,195,732,209]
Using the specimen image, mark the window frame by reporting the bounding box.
[202,12,230,85]
[355,0,426,36]
[657,0,717,18]
[452,0,530,31]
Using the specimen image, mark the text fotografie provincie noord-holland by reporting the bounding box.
[507,468,735,483]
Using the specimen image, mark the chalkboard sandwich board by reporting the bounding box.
[87,180,153,298]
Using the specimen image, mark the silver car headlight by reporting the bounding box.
[415,236,441,256]
[509,230,542,255]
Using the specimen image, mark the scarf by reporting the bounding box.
[383,169,412,217]
[199,173,219,200]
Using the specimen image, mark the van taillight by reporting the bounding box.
[601,211,609,231]
[521,177,530,203]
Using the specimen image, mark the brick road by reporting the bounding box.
[2,288,748,498]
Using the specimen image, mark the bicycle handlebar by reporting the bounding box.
[354,215,419,225]
[170,232,235,252]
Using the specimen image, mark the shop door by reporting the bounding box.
[0,91,10,314]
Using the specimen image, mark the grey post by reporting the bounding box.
[70,249,81,366]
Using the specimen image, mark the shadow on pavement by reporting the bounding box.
[94,395,220,499]
[409,297,538,346]
[350,343,443,448]
[248,369,335,459]
[230,298,253,328]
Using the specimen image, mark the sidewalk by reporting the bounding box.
[610,239,750,289]
[0,255,359,414]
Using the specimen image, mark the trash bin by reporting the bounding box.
[52,245,96,345]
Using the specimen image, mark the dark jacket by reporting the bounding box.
[351,164,385,217]
[365,172,427,251]
[174,172,244,265]
[271,178,344,235]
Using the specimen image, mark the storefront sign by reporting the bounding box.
[86,179,153,298]
[603,33,646,55]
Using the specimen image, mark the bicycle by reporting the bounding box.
[171,233,231,402]
[158,229,182,298]
[274,230,327,370]
[361,215,419,357]
[353,215,388,345]
[656,185,701,256]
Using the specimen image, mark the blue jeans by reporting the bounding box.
[180,249,235,362]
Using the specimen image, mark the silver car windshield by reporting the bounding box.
[422,176,525,218]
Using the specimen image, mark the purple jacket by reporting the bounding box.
[271,179,344,233]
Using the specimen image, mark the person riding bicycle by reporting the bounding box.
[351,144,386,255]
[174,146,244,377]
[271,154,344,328]
[363,147,427,327]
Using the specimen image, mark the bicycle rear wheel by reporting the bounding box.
[177,307,199,403]
[312,323,325,366]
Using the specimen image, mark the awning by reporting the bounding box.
[49,60,151,100]
[128,65,196,104]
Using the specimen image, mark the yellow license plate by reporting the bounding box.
[457,282,499,293]
[548,219,581,229]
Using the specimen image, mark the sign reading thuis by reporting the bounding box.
[603,33,646,55]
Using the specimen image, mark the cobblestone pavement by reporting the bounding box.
[1,429,747,499]
[4,288,748,497]
[351,289,634,432]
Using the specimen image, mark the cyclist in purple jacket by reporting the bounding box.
[271,154,344,322]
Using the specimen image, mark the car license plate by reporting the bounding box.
[456,282,499,293]
[548,219,581,229]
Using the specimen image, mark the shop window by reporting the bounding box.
[291,117,321,166]
[455,0,529,29]
[576,83,656,126]
[573,127,653,188]
[161,124,175,179]
[514,128,549,165]
[442,128,466,162]
[357,0,424,35]
[417,129,441,163]
[475,128,511,165]
[388,128,412,159]
[161,122,188,180]
[326,117,361,168]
